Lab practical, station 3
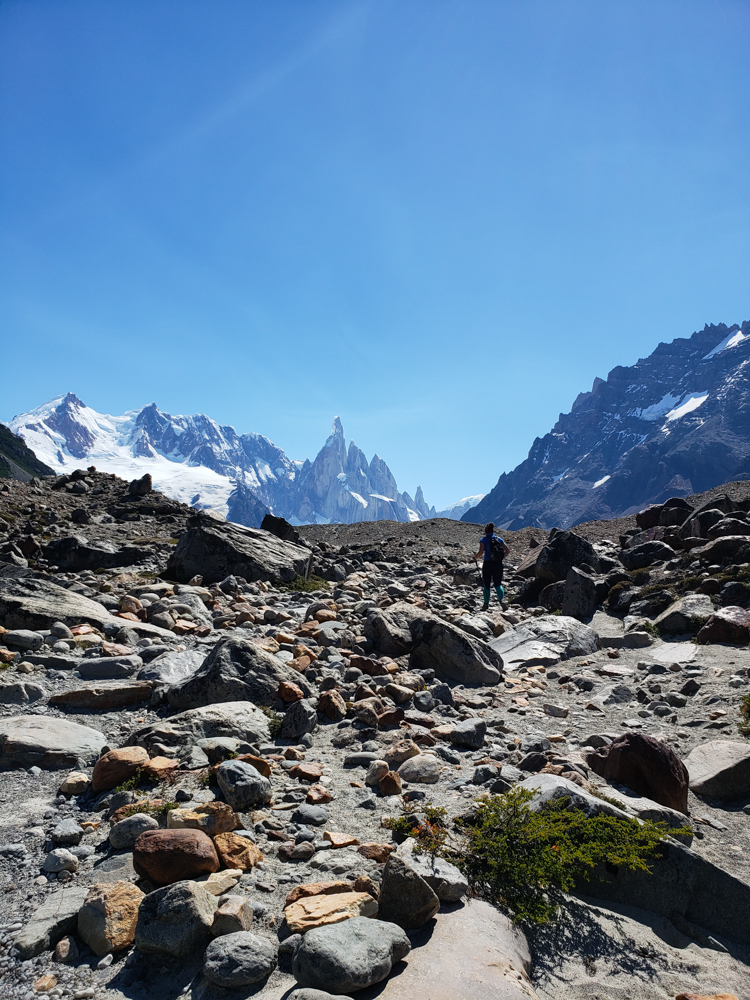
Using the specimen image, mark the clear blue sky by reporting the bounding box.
[1,0,749,509]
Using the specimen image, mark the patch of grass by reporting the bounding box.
[629,569,650,585]
[114,799,178,821]
[260,706,283,738]
[278,574,330,593]
[452,787,681,927]
[114,767,143,793]
[739,692,750,737]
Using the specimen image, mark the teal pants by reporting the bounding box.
[483,585,504,605]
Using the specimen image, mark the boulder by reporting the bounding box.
[166,637,311,711]
[216,759,273,810]
[377,854,440,929]
[166,512,311,585]
[0,680,46,704]
[42,534,153,571]
[133,829,220,886]
[0,715,106,770]
[77,881,144,956]
[619,540,676,571]
[127,702,270,756]
[654,594,715,635]
[211,895,254,935]
[261,513,300,543]
[685,740,750,800]
[166,801,239,836]
[696,606,750,645]
[396,839,468,903]
[109,813,159,850]
[409,614,502,686]
[691,535,750,565]
[203,931,277,987]
[213,831,263,871]
[490,615,599,671]
[135,880,217,956]
[535,529,600,582]
[78,655,143,680]
[138,648,204,685]
[285,892,378,934]
[92,746,149,793]
[447,718,486,750]
[560,566,597,620]
[49,681,154,711]
[282,698,319,739]
[363,603,419,657]
[14,885,88,959]
[292,916,411,994]
[128,473,152,496]
[586,732,689,814]
[398,754,441,784]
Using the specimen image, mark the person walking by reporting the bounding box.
[474,522,510,611]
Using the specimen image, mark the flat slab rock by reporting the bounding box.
[357,899,537,1000]
[489,615,599,671]
[0,715,107,769]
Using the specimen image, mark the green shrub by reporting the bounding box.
[260,706,283,738]
[739,692,750,737]
[115,767,143,792]
[452,787,679,926]
[278,574,329,593]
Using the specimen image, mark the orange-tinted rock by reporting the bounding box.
[278,681,304,703]
[289,761,324,781]
[101,640,135,656]
[349,655,388,677]
[133,828,219,886]
[92,747,149,794]
[231,753,271,778]
[285,880,352,907]
[357,842,394,863]
[166,801,238,836]
[587,731,689,814]
[314,609,338,623]
[378,707,405,728]
[77,881,144,956]
[324,831,359,848]
[142,756,180,782]
[353,874,379,899]
[213,831,263,871]
[379,770,402,796]
[675,994,740,1000]
[284,892,377,933]
[109,799,162,825]
[318,689,346,722]
[307,783,332,804]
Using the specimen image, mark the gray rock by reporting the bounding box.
[128,702,270,756]
[2,629,44,651]
[281,699,318,739]
[490,615,599,671]
[686,740,750,800]
[288,991,355,1000]
[398,755,441,784]
[448,718,486,750]
[292,916,411,993]
[43,848,79,873]
[203,931,277,987]
[51,818,84,846]
[138,648,204,684]
[135,880,217,956]
[167,637,311,711]
[292,804,328,826]
[0,681,46,704]
[15,884,88,958]
[534,529,600,581]
[109,813,160,850]
[0,715,106,770]
[561,566,597,621]
[620,540,676,571]
[216,759,273,810]
[654,594,715,635]
[377,854,440,929]
[78,655,143,680]
[396,839,468,902]
[166,512,311,585]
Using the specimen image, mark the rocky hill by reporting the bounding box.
[0,424,53,482]
[466,319,750,530]
[0,470,749,998]
[7,395,437,527]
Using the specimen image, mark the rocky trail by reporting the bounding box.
[0,469,749,1000]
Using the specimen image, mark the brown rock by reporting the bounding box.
[133,828,220,886]
[101,640,135,656]
[378,707,406,727]
[33,975,57,992]
[142,756,180,782]
[211,894,253,935]
[285,891,378,934]
[285,880,352,907]
[314,609,338,623]
[587,731,689,814]
[50,682,153,712]
[120,595,143,614]
[349,654,388,676]
[232,753,271,778]
[353,697,385,727]
[92,746,149,794]
[384,739,421,768]
[213,831,264,871]
[317,689,347,722]
[379,770,402,796]
[324,831,359,848]
[278,680,304,703]
[353,874,379,899]
[357,842,394,863]
[697,606,750,645]
[306,783,333,804]
[109,799,163,825]
[289,761,324,781]
[53,936,78,964]
[78,881,144,956]
[166,801,238,836]
[59,772,90,795]
[278,841,315,861]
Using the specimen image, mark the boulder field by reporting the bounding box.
[0,472,749,999]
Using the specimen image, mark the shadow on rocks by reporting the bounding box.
[107,951,204,1000]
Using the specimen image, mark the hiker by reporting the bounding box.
[474,522,510,611]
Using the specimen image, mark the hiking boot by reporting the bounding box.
[481,602,489,612]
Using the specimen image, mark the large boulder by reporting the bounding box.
[203,931,277,988]
[685,740,750,800]
[586,732,689,814]
[77,882,144,956]
[0,575,172,637]
[138,648,204,685]
[0,715,106,770]
[691,535,750,565]
[135,880,217,956]
[535,529,600,583]
[654,594,715,636]
[364,603,422,658]
[92,746,149,793]
[490,615,599,671]
[620,540,676,571]
[166,512,311,585]
[215,759,273,810]
[396,840,468,903]
[696,606,750,645]
[292,916,411,994]
[166,637,311,711]
[133,829,220,886]
[560,566,597,621]
[377,854,439,929]
[14,885,88,959]
[127,702,270,756]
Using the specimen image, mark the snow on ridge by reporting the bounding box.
[703,330,748,360]
[633,392,682,422]
[665,392,708,422]
[593,475,611,488]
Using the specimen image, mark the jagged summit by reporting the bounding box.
[465,319,750,530]
[6,398,436,527]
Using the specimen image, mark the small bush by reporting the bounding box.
[739,692,750,737]
[278,574,329,593]
[453,787,680,926]
[383,803,448,858]
[115,767,143,793]
[260,706,283,738]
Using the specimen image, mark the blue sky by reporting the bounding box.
[1,0,749,509]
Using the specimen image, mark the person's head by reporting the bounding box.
[484,522,494,536]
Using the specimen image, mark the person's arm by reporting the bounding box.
[474,541,485,561]
[502,541,510,557]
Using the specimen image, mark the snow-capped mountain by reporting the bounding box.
[7,395,436,527]
[464,319,750,530]
[435,495,486,520]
